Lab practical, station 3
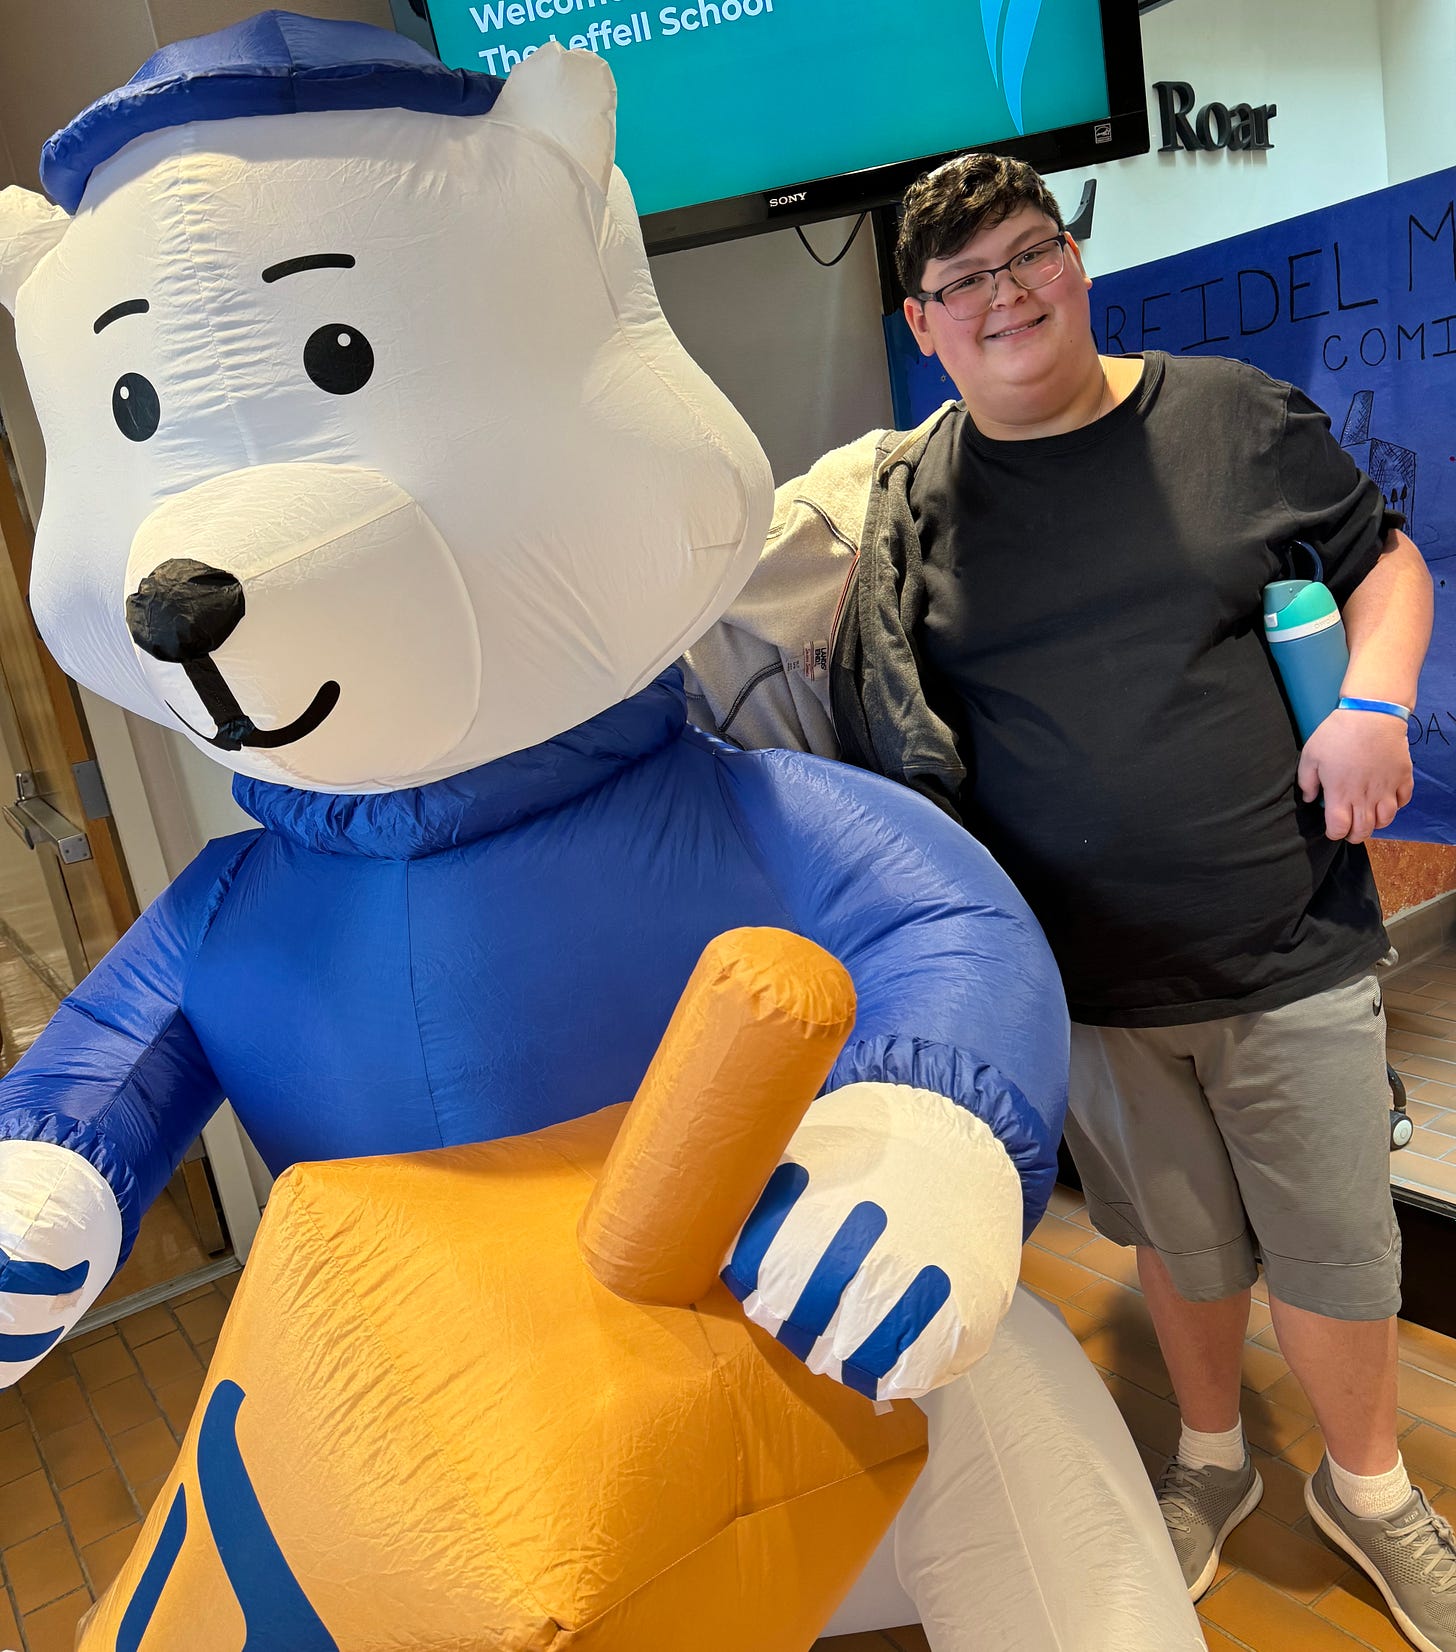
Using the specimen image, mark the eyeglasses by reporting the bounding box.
[916,234,1068,321]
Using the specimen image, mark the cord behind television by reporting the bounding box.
[795,213,869,269]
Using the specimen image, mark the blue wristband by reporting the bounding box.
[1337,696,1412,721]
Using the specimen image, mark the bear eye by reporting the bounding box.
[112,373,160,442]
[303,323,374,395]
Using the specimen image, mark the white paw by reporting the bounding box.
[0,1140,122,1387]
[722,1082,1022,1401]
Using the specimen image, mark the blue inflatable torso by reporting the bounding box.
[194,689,791,1166]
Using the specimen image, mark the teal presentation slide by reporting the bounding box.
[426,0,1112,216]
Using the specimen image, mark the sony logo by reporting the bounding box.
[767,191,808,208]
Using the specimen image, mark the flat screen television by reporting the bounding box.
[409,0,1148,253]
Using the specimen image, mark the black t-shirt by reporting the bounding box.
[910,351,1400,1026]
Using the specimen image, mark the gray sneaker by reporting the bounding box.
[1154,1453,1263,1599]
[1306,1455,1456,1652]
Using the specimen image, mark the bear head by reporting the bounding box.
[0,11,772,792]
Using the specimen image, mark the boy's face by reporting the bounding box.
[902,204,1094,410]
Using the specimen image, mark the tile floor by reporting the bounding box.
[7,947,1456,1651]
[0,1275,239,1652]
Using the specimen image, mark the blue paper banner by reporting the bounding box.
[886,167,1456,842]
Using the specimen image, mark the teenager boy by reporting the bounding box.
[687,152,1450,1651]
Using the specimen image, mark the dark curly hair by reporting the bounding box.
[896,152,1065,298]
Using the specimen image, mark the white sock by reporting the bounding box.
[1327,1453,1413,1519]
[1177,1420,1247,1472]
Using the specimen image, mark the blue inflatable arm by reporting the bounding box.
[716,740,1069,1235]
[0,832,259,1263]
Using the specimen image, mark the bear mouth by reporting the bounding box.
[167,656,340,753]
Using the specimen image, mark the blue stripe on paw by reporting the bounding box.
[0,1244,89,1297]
[841,1265,953,1399]
[721,1161,809,1301]
[778,1201,887,1361]
[0,1325,67,1363]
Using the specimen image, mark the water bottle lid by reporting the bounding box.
[1264,579,1340,639]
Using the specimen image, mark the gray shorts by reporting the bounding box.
[1062,959,1401,1321]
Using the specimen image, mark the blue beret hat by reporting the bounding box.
[41,10,503,214]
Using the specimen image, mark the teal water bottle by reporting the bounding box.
[1263,544,1348,743]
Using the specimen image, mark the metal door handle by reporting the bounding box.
[4,790,92,863]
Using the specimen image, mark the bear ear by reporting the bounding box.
[0,187,68,315]
[489,44,616,195]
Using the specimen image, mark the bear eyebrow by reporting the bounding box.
[261,253,356,284]
[94,299,149,334]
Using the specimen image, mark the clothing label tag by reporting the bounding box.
[800,640,829,681]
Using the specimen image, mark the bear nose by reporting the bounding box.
[126,559,246,662]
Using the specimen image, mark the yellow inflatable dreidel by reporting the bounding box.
[80,929,928,1651]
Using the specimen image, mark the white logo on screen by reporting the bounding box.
[768,191,807,208]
